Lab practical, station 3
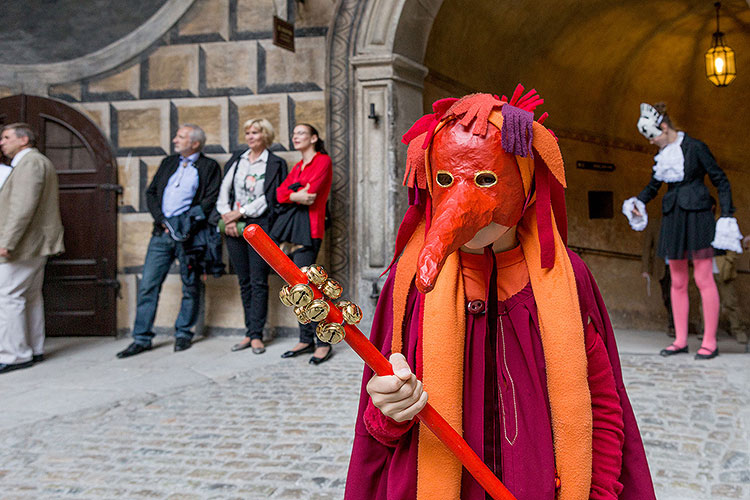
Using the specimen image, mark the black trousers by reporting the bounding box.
[290,239,326,346]
[225,234,270,340]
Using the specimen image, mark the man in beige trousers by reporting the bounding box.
[0,123,64,374]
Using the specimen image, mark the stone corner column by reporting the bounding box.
[349,53,427,330]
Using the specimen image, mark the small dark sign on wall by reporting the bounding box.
[273,16,295,52]
[577,160,616,172]
[588,191,614,219]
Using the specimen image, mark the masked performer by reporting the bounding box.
[344,90,656,500]
[623,103,741,360]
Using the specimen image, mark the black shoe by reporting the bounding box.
[281,344,314,358]
[116,342,152,359]
[695,347,719,360]
[659,344,688,357]
[32,354,44,363]
[174,337,192,352]
[252,347,266,354]
[309,347,333,365]
[0,360,34,374]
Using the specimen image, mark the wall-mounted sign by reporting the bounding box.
[273,16,295,52]
[576,160,616,172]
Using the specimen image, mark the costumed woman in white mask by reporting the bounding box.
[623,103,742,359]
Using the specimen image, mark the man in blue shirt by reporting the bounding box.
[117,124,221,358]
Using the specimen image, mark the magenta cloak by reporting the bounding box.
[344,251,656,500]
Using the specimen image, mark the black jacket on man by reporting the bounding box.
[146,153,222,234]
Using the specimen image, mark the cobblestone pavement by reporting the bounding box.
[0,335,748,499]
[626,352,750,500]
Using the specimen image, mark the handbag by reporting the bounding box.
[217,219,247,235]
[269,182,313,247]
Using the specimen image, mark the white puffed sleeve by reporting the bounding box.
[711,217,744,254]
[622,197,648,232]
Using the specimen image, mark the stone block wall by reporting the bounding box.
[44,0,336,336]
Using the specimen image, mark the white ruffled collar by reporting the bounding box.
[652,131,685,183]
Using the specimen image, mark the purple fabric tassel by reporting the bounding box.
[501,104,534,157]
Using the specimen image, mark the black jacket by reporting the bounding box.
[637,134,734,217]
[146,153,222,234]
[208,148,288,227]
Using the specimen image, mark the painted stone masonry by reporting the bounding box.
[42,0,337,336]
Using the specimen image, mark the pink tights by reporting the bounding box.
[669,258,719,353]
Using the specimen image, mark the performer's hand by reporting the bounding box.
[743,235,750,251]
[641,272,650,279]
[631,206,642,217]
[225,221,239,238]
[366,353,428,422]
[0,247,9,258]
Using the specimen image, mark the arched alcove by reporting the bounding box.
[328,0,750,328]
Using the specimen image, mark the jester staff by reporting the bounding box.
[242,223,516,500]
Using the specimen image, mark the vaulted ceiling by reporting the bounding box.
[424,0,750,169]
[0,0,169,64]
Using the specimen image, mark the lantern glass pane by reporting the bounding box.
[705,43,736,87]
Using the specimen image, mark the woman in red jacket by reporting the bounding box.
[273,124,333,365]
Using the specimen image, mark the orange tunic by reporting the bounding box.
[460,245,530,302]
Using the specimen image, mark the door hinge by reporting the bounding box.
[99,183,124,194]
[97,278,122,298]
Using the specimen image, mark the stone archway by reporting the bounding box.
[326,0,443,322]
[0,0,196,95]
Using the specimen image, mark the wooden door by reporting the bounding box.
[0,95,119,336]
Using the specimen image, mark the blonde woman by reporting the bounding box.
[216,118,287,354]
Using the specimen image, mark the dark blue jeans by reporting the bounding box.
[132,231,200,345]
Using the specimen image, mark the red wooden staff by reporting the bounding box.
[243,224,516,500]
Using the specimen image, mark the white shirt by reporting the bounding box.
[0,163,11,190]
[10,147,32,167]
[216,149,269,217]
[652,132,685,183]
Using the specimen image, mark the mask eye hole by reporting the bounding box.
[474,171,497,187]
[436,171,454,188]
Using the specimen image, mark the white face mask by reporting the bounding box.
[637,103,663,139]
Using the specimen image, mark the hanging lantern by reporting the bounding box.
[705,1,736,87]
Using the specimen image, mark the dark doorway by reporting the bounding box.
[0,94,119,336]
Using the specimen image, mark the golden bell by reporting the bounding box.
[305,264,328,287]
[279,286,293,307]
[303,298,330,323]
[316,321,346,344]
[288,283,314,307]
[321,278,343,300]
[338,300,363,325]
[294,306,312,324]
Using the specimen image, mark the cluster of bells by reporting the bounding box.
[278,264,363,344]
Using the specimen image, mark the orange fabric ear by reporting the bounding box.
[532,121,566,188]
